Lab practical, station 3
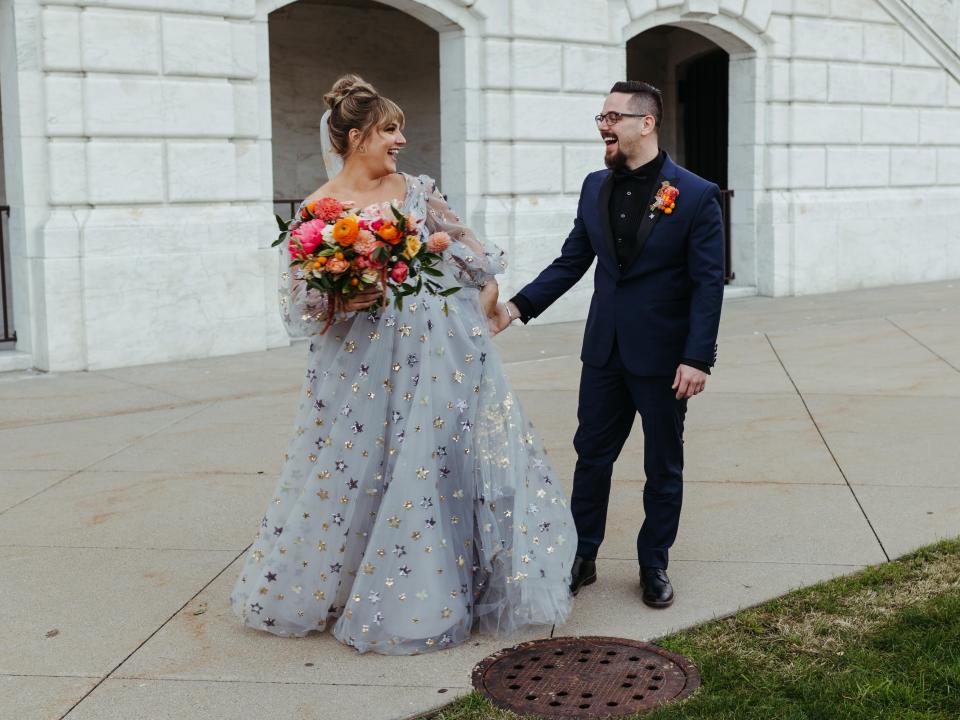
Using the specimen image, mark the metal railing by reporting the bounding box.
[720,189,735,284]
[274,199,300,222]
[0,205,14,342]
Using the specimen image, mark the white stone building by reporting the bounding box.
[1,0,958,371]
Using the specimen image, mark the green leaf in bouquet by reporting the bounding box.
[275,214,290,231]
[394,295,403,311]
[442,300,449,316]
[419,266,443,277]
[390,204,406,224]
[272,234,285,247]
[439,287,461,296]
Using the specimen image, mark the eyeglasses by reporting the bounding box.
[594,111,650,128]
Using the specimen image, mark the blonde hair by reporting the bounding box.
[322,74,405,159]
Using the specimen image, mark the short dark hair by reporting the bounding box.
[609,81,663,130]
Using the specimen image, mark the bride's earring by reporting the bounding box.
[359,144,366,153]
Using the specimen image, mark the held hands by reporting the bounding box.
[672,364,706,400]
[488,301,517,336]
[479,281,512,336]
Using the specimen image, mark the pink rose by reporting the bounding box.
[289,219,325,258]
[390,261,409,283]
[367,241,388,269]
[426,231,451,253]
[353,229,377,256]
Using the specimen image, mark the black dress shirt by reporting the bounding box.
[610,150,664,268]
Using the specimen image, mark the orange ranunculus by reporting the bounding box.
[377,222,400,244]
[332,215,360,245]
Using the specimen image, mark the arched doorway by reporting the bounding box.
[254,0,480,346]
[267,0,442,218]
[624,19,763,291]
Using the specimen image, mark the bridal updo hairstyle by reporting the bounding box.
[323,74,405,159]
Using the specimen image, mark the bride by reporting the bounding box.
[229,74,575,655]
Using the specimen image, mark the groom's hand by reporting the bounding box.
[672,364,706,400]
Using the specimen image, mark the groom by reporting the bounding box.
[490,81,724,608]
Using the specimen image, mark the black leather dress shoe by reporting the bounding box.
[639,566,674,608]
[569,556,597,596]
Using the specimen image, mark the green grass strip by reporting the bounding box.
[421,537,960,720]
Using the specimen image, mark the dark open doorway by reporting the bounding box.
[627,27,735,282]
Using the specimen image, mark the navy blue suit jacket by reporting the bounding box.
[516,153,725,377]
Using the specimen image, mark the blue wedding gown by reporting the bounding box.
[229,173,574,654]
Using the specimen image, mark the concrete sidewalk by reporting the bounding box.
[3,280,959,720]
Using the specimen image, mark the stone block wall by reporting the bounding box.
[26,0,275,370]
[1,0,958,370]
[474,0,622,324]
[760,0,960,294]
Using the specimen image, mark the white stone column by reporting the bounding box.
[475,0,620,324]
[31,0,277,370]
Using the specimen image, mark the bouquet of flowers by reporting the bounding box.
[273,197,460,333]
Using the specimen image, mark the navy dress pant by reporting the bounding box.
[571,338,688,569]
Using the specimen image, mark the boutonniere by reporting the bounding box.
[649,181,679,218]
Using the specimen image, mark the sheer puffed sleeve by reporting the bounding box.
[421,175,507,289]
[277,206,354,338]
[278,261,329,338]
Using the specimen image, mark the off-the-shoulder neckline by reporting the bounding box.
[297,172,434,215]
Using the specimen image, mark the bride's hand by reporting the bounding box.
[344,286,383,312]
[488,302,513,336]
[479,280,499,318]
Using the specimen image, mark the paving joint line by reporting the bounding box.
[0,388,300,431]
[595,557,868,567]
[0,543,242,552]
[105,676,473,689]
[58,543,253,719]
[764,333,891,563]
[0,673,101,679]
[886,316,960,375]
[0,403,213,518]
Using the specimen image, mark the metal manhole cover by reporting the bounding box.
[472,635,700,718]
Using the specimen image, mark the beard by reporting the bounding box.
[604,146,628,172]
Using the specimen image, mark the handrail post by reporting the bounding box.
[0,205,15,342]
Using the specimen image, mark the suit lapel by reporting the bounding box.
[596,172,617,269]
[623,154,678,271]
